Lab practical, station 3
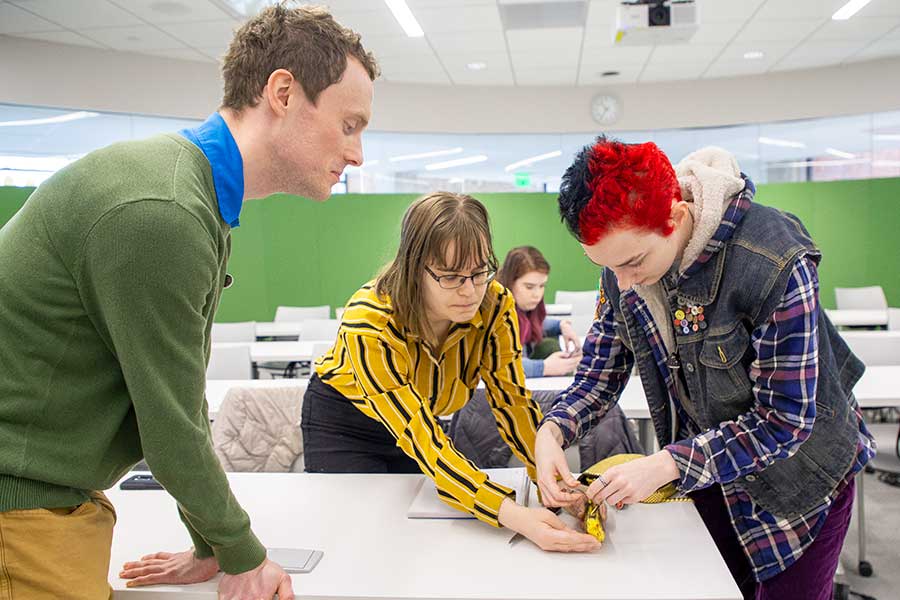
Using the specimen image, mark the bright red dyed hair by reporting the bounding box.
[577,140,681,245]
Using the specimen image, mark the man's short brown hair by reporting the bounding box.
[221,2,379,111]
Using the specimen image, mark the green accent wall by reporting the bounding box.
[2,178,899,320]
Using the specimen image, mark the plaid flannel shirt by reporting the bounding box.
[544,186,874,581]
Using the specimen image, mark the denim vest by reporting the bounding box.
[604,202,864,517]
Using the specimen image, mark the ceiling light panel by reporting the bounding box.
[390,148,464,162]
[384,0,425,37]
[425,155,488,171]
[812,16,900,42]
[504,150,561,172]
[832,0,874,21]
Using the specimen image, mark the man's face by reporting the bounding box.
[582,226,679,291]
[274,56,374,201]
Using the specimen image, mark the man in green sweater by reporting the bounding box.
[0,5,377,599]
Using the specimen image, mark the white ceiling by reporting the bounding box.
[1,0,900,86]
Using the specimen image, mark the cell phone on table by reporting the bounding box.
[268,548,324,573]
[119,474,163,490]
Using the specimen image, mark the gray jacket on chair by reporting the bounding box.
[211,386,306,472]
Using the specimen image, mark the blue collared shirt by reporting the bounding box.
[179,112,244,228]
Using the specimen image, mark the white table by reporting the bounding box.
[107,472,740,600]
[825,309,889,328]
[847,364,900,577]
[853,365,900,409]
[213,342,329,378]
[255,322,303,340]
[205,379,309,417]
[202,377,652,423]
[544,303,573,316]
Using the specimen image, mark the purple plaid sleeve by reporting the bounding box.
[542,299,634,447]
[666,255,820,491]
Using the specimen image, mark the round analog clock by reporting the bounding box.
[591,94,621,125]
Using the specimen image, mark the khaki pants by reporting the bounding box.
[0,492,116,600]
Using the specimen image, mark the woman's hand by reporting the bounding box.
[498,498,599,552]
[585,451,680,507]
[558,320,582,356]
[542,351,581,376]
[534,422,583,507]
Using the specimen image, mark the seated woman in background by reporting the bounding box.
[497,246,582,377]
[302,191,598,553]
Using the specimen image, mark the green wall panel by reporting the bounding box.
[3,177,899,320]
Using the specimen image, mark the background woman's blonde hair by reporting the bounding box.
[376,192,498,344]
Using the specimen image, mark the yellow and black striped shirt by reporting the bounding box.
[315,280,541,526]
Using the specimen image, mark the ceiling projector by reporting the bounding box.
[614,0,698,45]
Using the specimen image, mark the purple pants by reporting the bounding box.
[690,477,856,600]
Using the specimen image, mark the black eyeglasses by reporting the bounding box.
[425,265,496,290]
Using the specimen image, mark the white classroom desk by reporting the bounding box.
[249,308,887,340]
[213,341,331,364]
[203,376,651,421]
[544,303,573,316]
[825,309,889,328]
[248,341,321,363]
[255,322,303,339]
[204,366,899,421]
[107,471,741,600]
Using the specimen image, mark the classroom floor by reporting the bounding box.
[839,469,900,600]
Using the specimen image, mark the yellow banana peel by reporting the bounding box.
[577,453,687,543]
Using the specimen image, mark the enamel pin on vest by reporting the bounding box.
[673,300,707,336]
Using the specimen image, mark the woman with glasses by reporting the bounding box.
[302,191,599,552]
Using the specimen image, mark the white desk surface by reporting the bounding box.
[255,322,303,339]
[203,377,651,420]
[854,365,900,409]
[544,303,572,316]
[108,472,740,600]
[825,309,889,328]
[205,379,308,416]
[213,341,324,363]
[837,330,900,341]
[205,364,899,419]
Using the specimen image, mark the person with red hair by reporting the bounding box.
[535,136,874,599]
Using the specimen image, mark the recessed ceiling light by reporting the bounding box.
[504,150,562,172]
[389,147,463,162]
[832,0,872,21]
[0,111,99,127]
[759,136,806,148]
[425,155,488,171]
[149,1,191,15]
[825,147,856,159]
[384,0,424,38]
[743,51,764,60]
[467,62,487,71]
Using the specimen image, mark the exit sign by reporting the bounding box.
[514,172,531,187]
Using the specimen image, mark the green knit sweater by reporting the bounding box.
[0,134,265,574]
